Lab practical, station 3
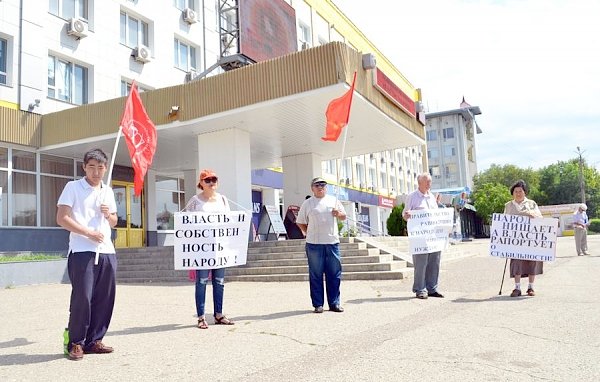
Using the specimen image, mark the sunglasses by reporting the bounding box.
[313,182,327,188]
[203,177,218,184]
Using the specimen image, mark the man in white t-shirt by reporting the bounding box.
[56,149,118,361]
[296,177,347,313]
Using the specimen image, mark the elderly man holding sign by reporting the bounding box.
[403,173,451,299]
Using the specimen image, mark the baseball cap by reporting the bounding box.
[311,177,327,186]
[580,203,587,211]
[199,169,217,181]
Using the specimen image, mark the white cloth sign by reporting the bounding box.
[407,209,454,255]
[173,210,250,270]
[489,213,558,262]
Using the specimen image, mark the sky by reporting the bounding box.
[333,0,600,171]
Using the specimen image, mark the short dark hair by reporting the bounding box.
[510,179,528,195]
[83,148,108,165]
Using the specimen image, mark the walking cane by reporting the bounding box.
[498,258,508,295]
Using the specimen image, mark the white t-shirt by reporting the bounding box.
[296,194,343,244]
[186,193,230,213]
[57,178,117,254]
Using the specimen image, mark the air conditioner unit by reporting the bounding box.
[183,8,198,24]
[185,69,197,82]
[133,45,151,63]
[67,17,88,38]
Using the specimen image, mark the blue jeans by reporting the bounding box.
[412,251,441,294]
[195,268,226,317]
[305,243,342,308]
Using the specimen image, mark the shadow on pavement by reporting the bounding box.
[451,295,527,303]
[0,353,64,366]
[233,310,309,321]
[345,296,414,304]
[0,338,34,349]
[108,323,194,336]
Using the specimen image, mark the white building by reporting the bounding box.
[0,0,426,250]
[424,101,482,190]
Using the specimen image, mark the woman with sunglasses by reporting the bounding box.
[184,169,235,329]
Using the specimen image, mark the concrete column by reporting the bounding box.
[197,129,252,212]
[282,153,322,210]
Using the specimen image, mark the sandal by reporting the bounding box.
[214,315,235,325]
[197,317,208,329]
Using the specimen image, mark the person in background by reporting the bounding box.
[185,169,235,329]
[504,179,543,297]
[296,177,347,313]
[402,173,445,299]
[573,203,590,256]
[56,148,118,361]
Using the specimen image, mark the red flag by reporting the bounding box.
[322,72,357,142]
[120,82,157,196]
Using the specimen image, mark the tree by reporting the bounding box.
[472,183,511,224]
[538,159,600,217]
[387,204,407,236]
[473,164,542,201]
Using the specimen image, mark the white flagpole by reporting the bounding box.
[95,126,123,265]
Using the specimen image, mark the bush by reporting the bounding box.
[589,218,600,233]
[387,204,407,236]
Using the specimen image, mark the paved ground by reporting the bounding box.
[1,236,599,381]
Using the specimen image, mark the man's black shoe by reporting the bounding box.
[330,305,344,312]
[428,291,444,298]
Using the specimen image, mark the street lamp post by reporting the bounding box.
[576,146,586,203]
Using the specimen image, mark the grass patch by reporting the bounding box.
[0,253,66,263]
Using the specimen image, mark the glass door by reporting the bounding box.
[112,181,145,248]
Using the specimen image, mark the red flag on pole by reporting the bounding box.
[322,72,357,142]
[120,82,157,196]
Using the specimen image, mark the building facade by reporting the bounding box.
[425,103,482,191]
[0,0,426,251]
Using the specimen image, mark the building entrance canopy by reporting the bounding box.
[38,43,424,174]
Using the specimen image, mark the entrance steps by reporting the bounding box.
[116,237,412,283]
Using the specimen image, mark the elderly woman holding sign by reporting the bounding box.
[185,169,235,329]
[504,179,543,297]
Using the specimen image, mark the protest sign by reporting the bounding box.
[407,208,454,255]
[489,213,558,262]
[173,210,250,270]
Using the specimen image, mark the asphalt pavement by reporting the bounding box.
[1,236,599,381]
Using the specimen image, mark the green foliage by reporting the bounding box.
[589,219,600,233]
[387,204,407,236]
[472,183,511,224]
[0,253,65,263]
[537,159,600,217]
[473,164,542,201]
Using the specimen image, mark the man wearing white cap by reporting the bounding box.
[573,203,590,256]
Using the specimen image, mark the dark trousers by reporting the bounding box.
[67,251,117,350]
[305,243,342,308]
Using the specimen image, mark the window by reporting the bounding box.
[174,0,194,10]
[322,159,336,176]
[120,80,149,96]
[156,176,185,230]
[426,130,437,141]
[48,55,88,105]
[0,38,7,85]
[379,172,387,189]
[298,22,311,49]
[0,169,6,226]
[355,162,365,185]
[445,164,457,178]
[120,11,149,48]
[49,0,88,19]
[429,165,441,178]
[443,127,455,140]
[174,38,197,71]
[444,146,456,157]
[368,168,376,189]
[427,148,439,160]
[340,159,351,181]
